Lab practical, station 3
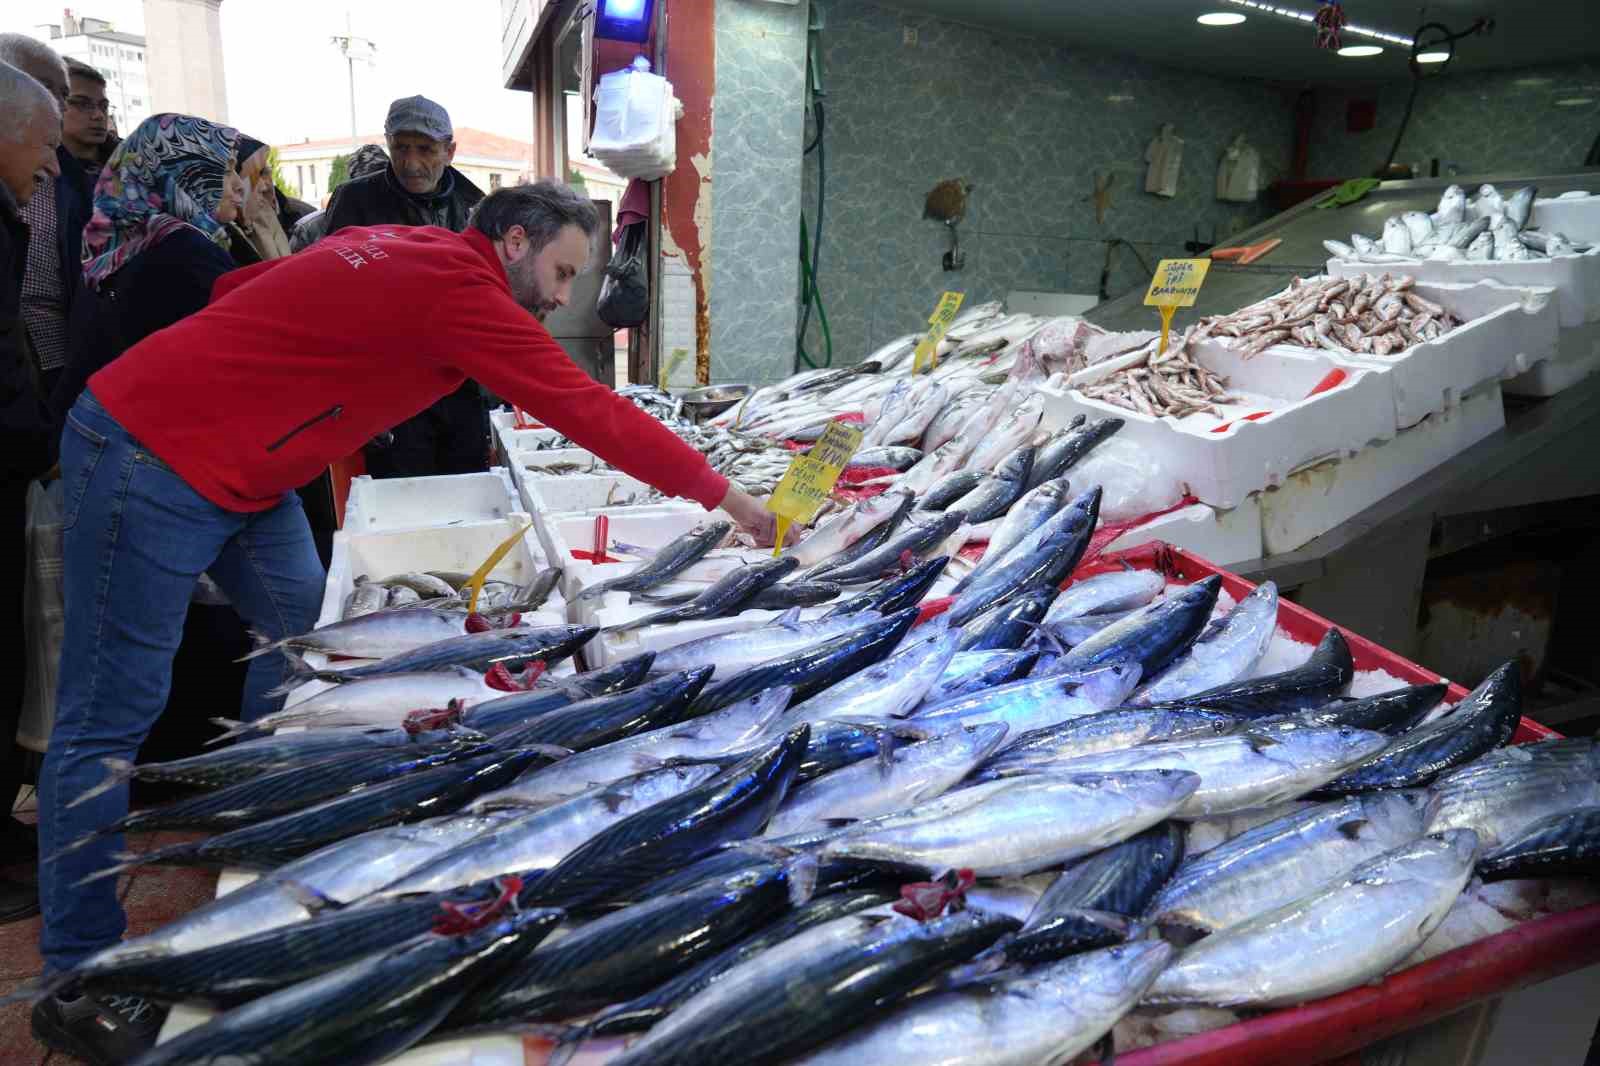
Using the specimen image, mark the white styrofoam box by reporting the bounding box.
[1039,343,1395,510]
[341,469,518,533]
[1327,248,1600,329]
[519,471,695,520]
[1530,193,1600,241]
[536,505,714,604]
[318,511,560,631]
[1504,318,1600,398]
[1259,381,1505,555]
[1105,499,1264,567]
[1242,280,1557,429]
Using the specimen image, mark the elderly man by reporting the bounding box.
[34,180,776,1062]
[324,96,490,480]
[0,36,93,402]
[0,54,63,932]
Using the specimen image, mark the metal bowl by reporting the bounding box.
[680,383,754,421]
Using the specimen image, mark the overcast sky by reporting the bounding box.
[3,0,536,145]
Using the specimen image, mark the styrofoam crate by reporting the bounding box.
[1530,192,1600,241]
[1259,381,1505,555]
[1503,319,1600,398]
[318,511,561,631]
[512,448,608,477]
[1241,279,1557,428]
[341,469,518,533]
[536,505,717,605]
[1328,248,1600,329]
[1105,499,1264,568]
[519,470,689,519]
[1039,343,1395,510]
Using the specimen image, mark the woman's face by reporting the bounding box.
[216,167,246,224]
[237,147,269,212]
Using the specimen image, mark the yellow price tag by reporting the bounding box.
[910,291,966,374]
[765,420,864,554]
[1143,258,1211,355]
[464,520,534,613]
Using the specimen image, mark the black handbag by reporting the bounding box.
[596,222,648,329]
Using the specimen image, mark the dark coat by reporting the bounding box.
[322,165,483,236]
[0,187,54,479]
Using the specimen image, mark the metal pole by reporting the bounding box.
[347,54,358,137]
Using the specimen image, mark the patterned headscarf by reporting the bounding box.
[81,113,240,290]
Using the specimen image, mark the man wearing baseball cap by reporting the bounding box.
[322,95,488,479]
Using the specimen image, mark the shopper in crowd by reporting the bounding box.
[95,116,119,166]
[33,179,774,1061]
[223,136,293,265]
[59,58,110,181]
[324,96,489,480]
[50,114,245,426]
[289,142,388,251]
[0,61,61,927]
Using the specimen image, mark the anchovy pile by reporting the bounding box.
[1193,272,1465,359]
[1325,183,1593,265]
[1075,332,1236,417]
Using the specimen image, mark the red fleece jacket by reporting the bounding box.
[89,225,729,513]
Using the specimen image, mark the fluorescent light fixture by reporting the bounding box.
[1221,0,1412,46]
[1338,45,1384,57]
[1416,50,1450,63]
[1106,93,1136,102]
[1555,97,1595,107]
[1514,77,1553,87]
[1197,12,1247,26]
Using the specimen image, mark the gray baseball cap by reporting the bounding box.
[385,95,452,141]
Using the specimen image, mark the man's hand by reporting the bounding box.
[718,485,797,547]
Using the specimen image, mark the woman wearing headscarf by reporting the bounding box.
[50,113,245,424]
[225,135,293,265]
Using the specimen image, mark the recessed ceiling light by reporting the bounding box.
[1555,97,1595,107]
[1106,93,1136,103]
[1415,50,1449,63]
[1338,45,1384,57]
[1513,76,1553,87]
[1197,12,1246,26]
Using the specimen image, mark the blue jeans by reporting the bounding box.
[38,392,325,971]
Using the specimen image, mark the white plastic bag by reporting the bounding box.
[1067,437,1184,524]
[18,478,64,753]
[590,58,679,181]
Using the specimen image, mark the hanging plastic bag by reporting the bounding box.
[597,221,649,329]
[1144,124,1183,198]
[1217,134,1262,202]
[18,478,64,752]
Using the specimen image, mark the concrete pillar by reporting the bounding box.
[142,0,229,122]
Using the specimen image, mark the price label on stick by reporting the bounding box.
[1143,258,1211,356]
[910,291,966,374]
[765,420,864,554]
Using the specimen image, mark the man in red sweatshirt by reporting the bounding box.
[31,180,770,1063]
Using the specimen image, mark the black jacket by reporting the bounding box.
[0,187,54,479]
[52,228,235,427]
[322,165,483,236]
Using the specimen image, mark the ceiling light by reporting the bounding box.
[1222,0,1412,45]
[1197,12,1246,26]
[1415,50,1449,63]
[1555,97,1595,107]
[1513,77,1553,87]
[1338,45,1384,57]
[1106,93,1136,103]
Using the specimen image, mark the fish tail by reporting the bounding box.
[0,969,76,1007]
[235,627,287,662]
[784,853,819,907]
[66,758,138,808]
[205,718,260,745]
[39,829,110,865]
[543,1024,593,1066]
[72,848,170,887]
[263,649,339,698]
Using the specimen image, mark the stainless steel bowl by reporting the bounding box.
[680,383,754,421]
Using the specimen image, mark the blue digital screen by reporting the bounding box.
[597,0,653,41]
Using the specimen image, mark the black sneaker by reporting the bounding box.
[32,990,166,1065]
[0,876,38,924]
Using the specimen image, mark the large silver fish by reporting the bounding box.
[1038,726,1391,817]
[820,770,1201,876]
[1133,581,1278,705]
[1146,831,1478,1008]
[1043,569,1165,624]
[1148,793,1428,933]
[789,941,1173,1066]
[778,620,963,728]
[913,662,1143,737]
[1424,739,1600,849]
[649,611,886,677]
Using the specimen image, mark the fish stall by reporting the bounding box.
[61,397,1593,1064]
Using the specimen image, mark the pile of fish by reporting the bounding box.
[1325,183,1593,265]
[24,528,1598,1066]
[1192,273,1465,358]
[339,568,563,620]
[1071,333,1236,418]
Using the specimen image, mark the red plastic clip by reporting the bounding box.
[592,515,611,564]
[893,868,976,921]
[403,699,464,735]
[433,875,524,934]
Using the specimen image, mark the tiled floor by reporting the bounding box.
[1,794,218,1065]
